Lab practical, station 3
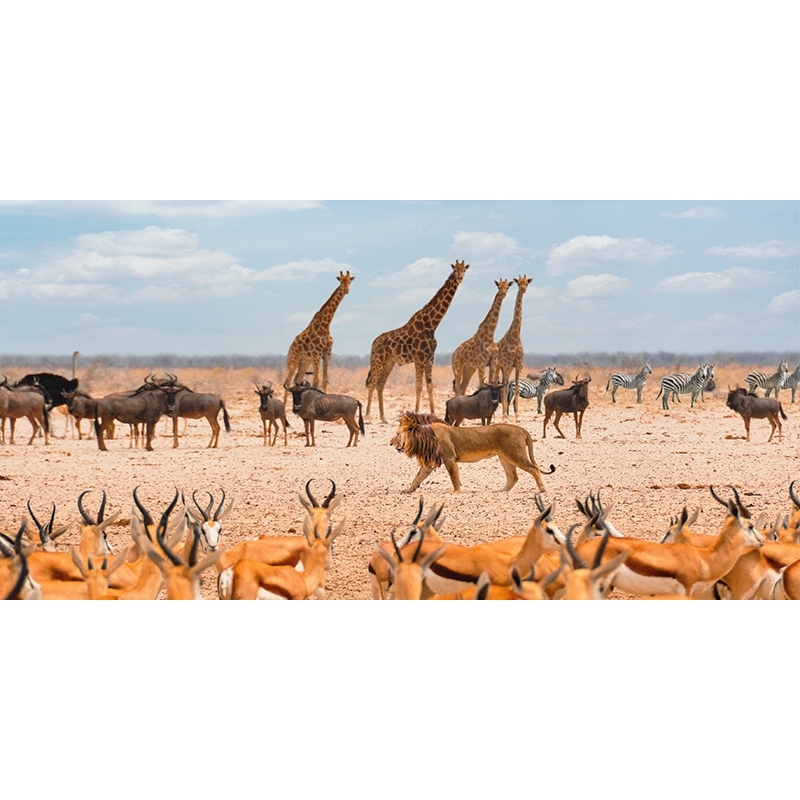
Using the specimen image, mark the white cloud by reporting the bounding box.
[563,273,631,298]
[254,257,354,282]
[705,240,798,259]
[766,290,800,315]
[1,226,353,303]
[655,266,771,293]
[661,205,727,219]
[369,257,452,289]
[452,230,524,261]
[546,235,676,276]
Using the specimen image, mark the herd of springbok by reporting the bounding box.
[4,478,800,600]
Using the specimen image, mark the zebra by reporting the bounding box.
[656,364,711,410]
[748,360,789,398]
[507,367,563,414]
[781,364,800,403]
[605,361,652,404]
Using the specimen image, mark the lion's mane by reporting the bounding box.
[393,411,446,469]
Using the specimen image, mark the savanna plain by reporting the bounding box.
[1,361,798,599]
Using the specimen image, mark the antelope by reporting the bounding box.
[375,528,448,600]
[24,501,73,551]
[141,509,226,600]
[216,479,342,576]
[27,491,121,584]
[574,486,765,597]
[218,514,345,600]
[386,498,565,597]
[368,497,446,600]
[431,563,564,600]
[563,528,630,600]
[185,489,234,552]
[254,382,290,446]
[0,522,41,600]
[38,546,129,600]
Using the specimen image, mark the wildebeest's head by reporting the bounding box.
[254,382,275,411]
[289,381,312,412]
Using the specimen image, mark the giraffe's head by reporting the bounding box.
[514,275,531,294]
[494,278,511,297]
[452,260,469,282]
[337,270,354,293]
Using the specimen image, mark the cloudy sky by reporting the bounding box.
[0,200,796,357]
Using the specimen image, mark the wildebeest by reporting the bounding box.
[254,382,290,446]
[63,390,98,439]
[94,376,170,451]
[288,381,365,447]
[444,382,504,427]
[157,375,231,449]
[726,387,787,442]
[543,376,591,439]
[0,378,50,445]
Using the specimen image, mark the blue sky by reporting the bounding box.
[0,200,796,356]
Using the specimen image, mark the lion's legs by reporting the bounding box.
[497,456,518,491]
[403,464,435,493]
[520,461,546,492]
[443,460,461,492]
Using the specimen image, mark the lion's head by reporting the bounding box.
[391,411,445,469]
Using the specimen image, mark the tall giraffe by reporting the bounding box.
[496,275,531,417]
[450,278,511,395]
[365,260,469,423]
[283,270,354,396]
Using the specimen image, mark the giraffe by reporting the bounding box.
[495,275,531,417]
[283,270,354,398]
[450,278,511,396]
[365,260,469,423]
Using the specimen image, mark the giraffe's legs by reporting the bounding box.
[512,365,521,419]
[424,360,435,414]
[321,347,332,393]
[367,360,395,423]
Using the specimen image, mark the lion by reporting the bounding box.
[391,411,555,493]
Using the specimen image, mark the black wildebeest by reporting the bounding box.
[156,374,231,449]
[254,382,290,446]
[94,376,170,451]
[444,382,504,427]
[288,381,365,447]
[12,372,79,409]
[543,376,591,439]
[725,387,787,442]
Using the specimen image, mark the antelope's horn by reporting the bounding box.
[97,490,107,524]
[305,479,319,508]
[133,486,154,527]
[789,480,800,510]
[389,528,404,563]
[78,491,96,525]
[322,480,336,508]
[213,488,226,521]
[566,525,588,570]
[709,485,728,508]
[411,496,425,527]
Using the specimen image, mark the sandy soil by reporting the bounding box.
[1,362,798,599]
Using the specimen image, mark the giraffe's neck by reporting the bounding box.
[502,289,525,342]
[309,284,347,331]
[407,270,462,332]
[474,288,506,340]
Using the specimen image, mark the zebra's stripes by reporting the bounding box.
[605,361,652,404]
[748,360,789,397]
[507,367,563,414]
[782,364,800,403]
[656,363,712,410]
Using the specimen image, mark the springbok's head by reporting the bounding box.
[187,489,234,551]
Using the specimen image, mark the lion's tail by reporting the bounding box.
[525,428,556,475]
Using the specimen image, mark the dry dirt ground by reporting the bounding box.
[1,362,798,599]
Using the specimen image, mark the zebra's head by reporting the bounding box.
[778,359,789,374]
[643,361,652,375]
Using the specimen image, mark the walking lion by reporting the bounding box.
[391,411,555,493]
